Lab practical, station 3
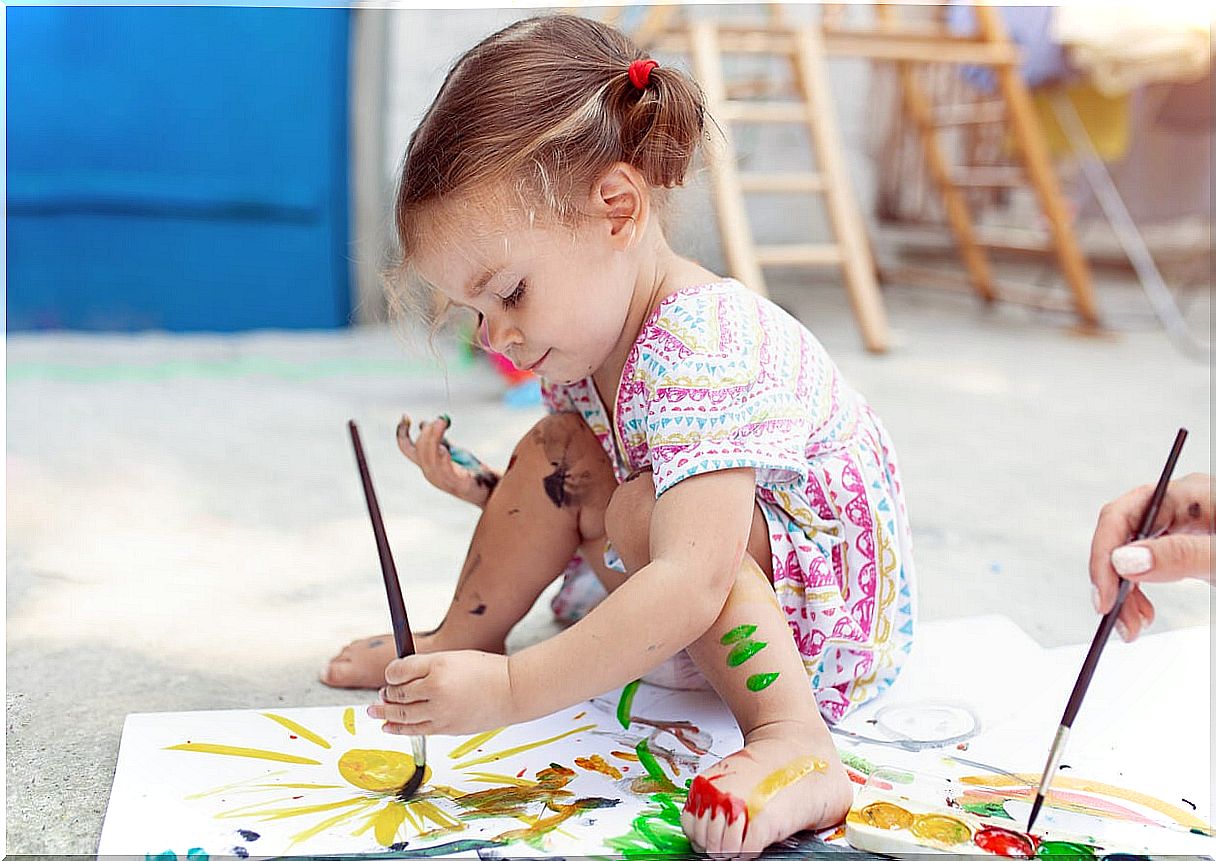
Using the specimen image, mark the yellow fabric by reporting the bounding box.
[1032,81,1131,161]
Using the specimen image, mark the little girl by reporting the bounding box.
[324,15,915,853]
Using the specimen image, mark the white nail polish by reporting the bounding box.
[1111,545,1153,576]
[1115,619,1130,642]
[1091,585,1102,613]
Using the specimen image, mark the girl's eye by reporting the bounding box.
[501,281,525,309]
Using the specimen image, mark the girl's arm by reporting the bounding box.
[506,467,757,721]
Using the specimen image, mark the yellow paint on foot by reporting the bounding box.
[343,706,357,735]
[455,725,595,769]
[746,755,827,819]
[464,771,539,787]
[372,801,408,847]
[262,712,332,749]
[449,727,506,759]
[959,773,1211,831]
[165,742,321,765]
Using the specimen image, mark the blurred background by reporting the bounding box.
[4,4,1212,853]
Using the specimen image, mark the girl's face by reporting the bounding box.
[413,196,640,386]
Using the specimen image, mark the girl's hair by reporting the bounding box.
[392,14,707,266]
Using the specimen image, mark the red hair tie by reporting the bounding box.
[628,58,659,90]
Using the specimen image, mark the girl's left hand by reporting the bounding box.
[369,650,519,736]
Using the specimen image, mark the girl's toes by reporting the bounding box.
[718,814,746,854]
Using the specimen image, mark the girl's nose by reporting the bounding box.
[480,314,522,355]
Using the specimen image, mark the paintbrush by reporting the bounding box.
[1024,427,1188,834]
[348,420,427,800]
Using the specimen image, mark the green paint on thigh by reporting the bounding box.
[719,624,757,645]
[727,640,767,666]
[746,672,780,692]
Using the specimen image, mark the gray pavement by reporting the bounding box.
[5,275,1211,853]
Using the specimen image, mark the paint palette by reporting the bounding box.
[845,767,1209,858]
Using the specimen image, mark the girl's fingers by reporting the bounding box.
[396,415,418,462]
[368,701,429,726]
[381,681,428,706]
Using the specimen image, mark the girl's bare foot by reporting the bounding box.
[679,721,851,854]
[320,630,506,689]
[320,634,397,689]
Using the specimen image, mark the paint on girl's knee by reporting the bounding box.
[543,461,571,507]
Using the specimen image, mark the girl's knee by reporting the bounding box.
[513,412,615,511]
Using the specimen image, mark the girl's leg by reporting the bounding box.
[322,413,616,688]
[605,471,852,854]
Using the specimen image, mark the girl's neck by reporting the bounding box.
[591,242,722,417]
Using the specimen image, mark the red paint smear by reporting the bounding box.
[962,788,1159,827]
[974,826,1035,858]
[289,735,298,739]
[685,774,747,827]
[516,768,526,778]
[847,770,867,786]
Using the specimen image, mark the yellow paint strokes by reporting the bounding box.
[573,711,587,720]
[217,795,373,821]
[746,755,827,819]
[464,771,539,787]
[449,727,506,759]
[343,707,356,735]
[262,712,332,749]
[960,773,1211,832]
[574,754,623,780]
[455,725,595,769]
[413,799,464,831]
[185,769,288,799]
[611,750,639,761]
[165,742,321,765]
[289,800,379,846]
[372,801,408,847]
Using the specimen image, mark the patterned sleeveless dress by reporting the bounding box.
[542,279,915,722]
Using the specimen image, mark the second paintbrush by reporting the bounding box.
[348,419,428,800]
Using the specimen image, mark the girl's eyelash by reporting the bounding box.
[501,281,525,309]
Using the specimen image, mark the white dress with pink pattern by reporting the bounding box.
[543,279,915,722]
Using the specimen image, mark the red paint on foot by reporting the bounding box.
[684,773,747,826]
[974,825,1036,858]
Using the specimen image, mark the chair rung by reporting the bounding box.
[950,167,1024,188]
[739,172,825,193]
[719,101,809,123]
[756,244,843,266]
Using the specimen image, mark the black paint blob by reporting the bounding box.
[470,604,488,615]
[543,463,570,507]
[237,830,260,842]
[233,847,249,858]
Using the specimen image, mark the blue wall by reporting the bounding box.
[7,8,352,331]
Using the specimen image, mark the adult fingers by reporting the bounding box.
[1089,485,1152,613]
[1116,585,1154,643]
[1114,535,1214,585]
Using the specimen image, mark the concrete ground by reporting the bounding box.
[5,275,1211,853]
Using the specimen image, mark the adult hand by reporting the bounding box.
[1089,472,1214,642]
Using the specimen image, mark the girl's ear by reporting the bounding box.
[590,163,649,250]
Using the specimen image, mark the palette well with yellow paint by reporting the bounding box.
[845,767,1208,858]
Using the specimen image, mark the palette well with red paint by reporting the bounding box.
[845,768,1199,858]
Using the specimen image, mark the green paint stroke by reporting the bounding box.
[719,624,757,645]
[616,679,641,729]
[961,800,1013,820]
[1037,840,1097,858]
[728,640,768,667]
[634,738,668,784]
[746,672,780,692]
[604,792,692,857]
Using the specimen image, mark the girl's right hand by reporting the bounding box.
[396,414,497,508]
